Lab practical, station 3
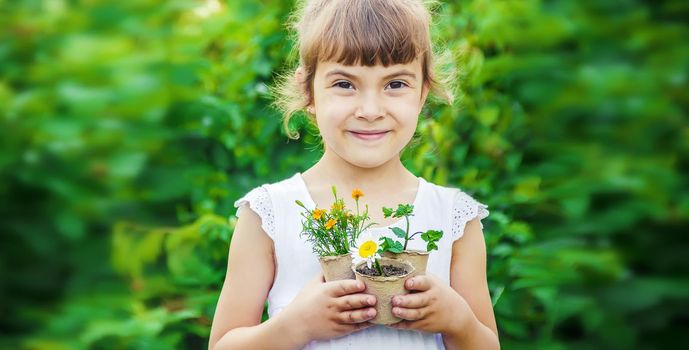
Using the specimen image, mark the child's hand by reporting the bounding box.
[388,274,473,335]
[280,273,377,343]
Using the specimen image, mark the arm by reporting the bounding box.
[209,204,378,349]
[389,218,499,349]
[208,205,309,350]
[442,217,499,349]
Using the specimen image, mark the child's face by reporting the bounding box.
[309,58,429,169]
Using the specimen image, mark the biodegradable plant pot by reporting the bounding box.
[353,258,415,325]
[319,254,354,281]
[382,250,429,278]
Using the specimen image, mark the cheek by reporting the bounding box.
[389,104,420,129]
[314,114,344,141]
[388,93,422,113]
[318,105,349,127]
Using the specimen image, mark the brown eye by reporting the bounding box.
[334,81,353,89]
[387,81,408,89]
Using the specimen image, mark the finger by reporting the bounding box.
[336,294,376,311]
[392,293,431,309]
[405,275,431,292]
[326,279,366,297]
[392,306,429,321]
[338,307,376,324]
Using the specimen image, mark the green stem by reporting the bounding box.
[322,226,340,255]
[342,227,349,252]
[403,215,410,250]
[407,231,423,242]
[356,200,361,240]
[374,259,383,276]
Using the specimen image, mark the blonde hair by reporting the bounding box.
[272,0,456,139]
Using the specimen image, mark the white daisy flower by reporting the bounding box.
[351,231,382,269]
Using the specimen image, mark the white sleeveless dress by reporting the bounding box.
[234,172,489,350]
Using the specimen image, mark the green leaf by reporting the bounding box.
[388,243,404,253]
[426,241,438,252]
[378,237,404,254]
[421,230,443,242]
[420,230,442,252]
[394,204,414,218]
[389,227,407,239]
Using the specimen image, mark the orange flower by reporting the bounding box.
[351,189,364,200]
[325,218,337,230]
[312,209,325,220]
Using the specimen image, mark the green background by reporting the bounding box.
[1,0,687,349]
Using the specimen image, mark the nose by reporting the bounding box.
[355,91,384,121]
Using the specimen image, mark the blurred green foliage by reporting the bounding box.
[1,0,687,349]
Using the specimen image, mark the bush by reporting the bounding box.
[1,0,686,349]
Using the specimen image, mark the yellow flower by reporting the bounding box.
[331,202,343,211]
[325,218,337,230]
[351,189,364,200]
[358,240,377,258]
[312,209,325,220]
[351,231,382,269]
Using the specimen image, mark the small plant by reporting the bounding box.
[350,203,441,325]
[296,187,374,257]
[380,204,444,252]
[351,231,383,274]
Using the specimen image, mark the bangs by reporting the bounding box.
[275,0,455,140]
[300,0,430,66]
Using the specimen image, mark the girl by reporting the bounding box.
[209,0,499,349]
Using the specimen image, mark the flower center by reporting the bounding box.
[359,241,377,258]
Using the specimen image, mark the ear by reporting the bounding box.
[295,66,312,108]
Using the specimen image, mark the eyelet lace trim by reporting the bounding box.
[233,186,275,239]
[452,191,489,240]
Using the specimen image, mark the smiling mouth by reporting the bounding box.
[348,131,389,141]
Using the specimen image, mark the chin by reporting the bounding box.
[327,143,402,169]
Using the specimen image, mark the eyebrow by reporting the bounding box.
[325,69,417,81]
